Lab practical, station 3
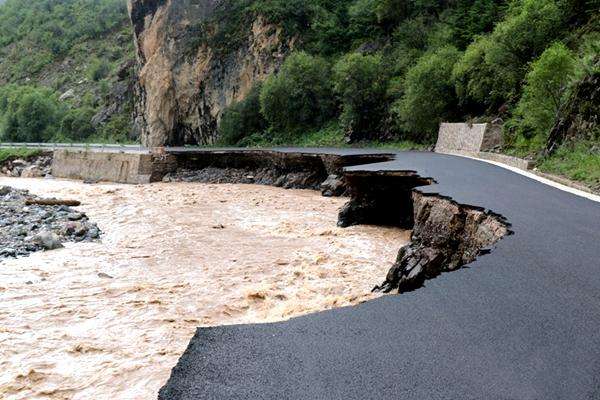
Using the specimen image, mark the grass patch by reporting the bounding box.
[0,148,42,163]
[286,123,346,147]
[203,122,429,151]
[538,141,600,190]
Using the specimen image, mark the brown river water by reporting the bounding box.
[0,177,409,400]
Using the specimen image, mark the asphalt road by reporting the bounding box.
[155,149,600,400]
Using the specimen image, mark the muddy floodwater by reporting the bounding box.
[0,177,409,400]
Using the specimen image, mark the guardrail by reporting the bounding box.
[0,142,146,150]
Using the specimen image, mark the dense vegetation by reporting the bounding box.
[214,0,598,188]
[0,0,134,143]
[0,0,598,188]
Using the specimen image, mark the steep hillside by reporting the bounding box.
[0,0,597,188]
[0,0,135,142]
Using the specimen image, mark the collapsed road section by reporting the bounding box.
[4,145,599,398]
[156,149,600,400]
[46,146,513,292]
[158,148,511,296]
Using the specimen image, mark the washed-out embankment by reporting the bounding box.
[104,147,512,293]
[178,150,510,293]
[7,148,511,292]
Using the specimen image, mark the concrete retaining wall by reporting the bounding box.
[436,123,503,153]
[51,149,176,184]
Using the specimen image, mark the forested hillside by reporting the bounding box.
[0,0,134,143]
[210,0,598,188]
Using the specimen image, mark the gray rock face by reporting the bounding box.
[59,89,76,102]
[320,175,346,197]
[20,165,44,178]
[91,80,133,130]
[0,186,101,259]
[128,0,294,146]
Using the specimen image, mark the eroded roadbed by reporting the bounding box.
[159,149,600,400]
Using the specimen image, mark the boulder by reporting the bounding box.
[21,165,44,178]
[33,231,64,250]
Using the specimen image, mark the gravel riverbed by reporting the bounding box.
[0,185,100,258]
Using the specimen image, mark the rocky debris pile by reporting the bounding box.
[1,154,53,178]
[375,192,510,293]
[162,167,326,190]
[0,186,100,259]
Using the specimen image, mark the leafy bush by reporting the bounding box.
[0,85,62,142]
[348,0,381,40]
[0,84,133,143]
[219,84,266,145]
[442,0,506,49]
[95,113,134,144]
[333,52,388,141]
[60,107,96,141]
[88,58,111,81]
[395,46,461,140]
[260,51,335,137]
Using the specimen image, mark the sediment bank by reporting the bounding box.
[0,185,100,258]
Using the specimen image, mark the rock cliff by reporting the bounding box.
[128,0,294,147]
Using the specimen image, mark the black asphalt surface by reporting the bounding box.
[158,149,600,400]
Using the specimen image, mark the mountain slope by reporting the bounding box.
[0,0,135,142]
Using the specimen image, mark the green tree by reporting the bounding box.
[453,0,566,111]
[60,107,96,141]
[88,58,111,82]
[395,46,461,140]
[260,51,335,136]
[333,52,389,141]
[219,83,266,145]
[0,85,62,142]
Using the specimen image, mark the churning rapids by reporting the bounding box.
[0,177,409,400]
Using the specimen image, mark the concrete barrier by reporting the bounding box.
[435,123,503,153]
[51,149,176,184]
